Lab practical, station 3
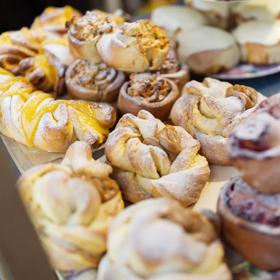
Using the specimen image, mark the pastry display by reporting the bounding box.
[96,20,170,72]
[177,25,240,74]
[218,177,280,271]
[117,72,179,120]
[151,5,206,39]
[0,68,116,152]
[66,59,125,102]
[229,94,280,194]
[97,198,232,280]
[105,110,210,206]
[170,78,260,165]
[67,10,125,63]
[18,141,124,272]
[233,20,280,65]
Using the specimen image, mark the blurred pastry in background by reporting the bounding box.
[66,59,125,102]
[18,141,124,272]
[151,5,206,39]
[177,25,240,75]
[97,20,170,73]
[233,20,280,65]
[97,198,232,280]
[105,110,210,206]
[117,72,179,120]
[187,0,230,29]
[170,78,260,165]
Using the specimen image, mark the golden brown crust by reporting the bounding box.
[105,110,210,206]
[66,59,125,102]
[18,141,124,272]
[118,73,179,121]
[97,198,232,280]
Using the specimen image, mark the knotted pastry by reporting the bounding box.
[170,78,260,165]
[68,10,125,63]
[18,141,124,272]
[233,20,280,65]
[97,198,232,280]
[105,110,210,206]
[118,72,179,121]
[66,59,125,102]
[229,94,280,194]
[31,6,81,36]
[97,20,170,72]
[0,68,116,152]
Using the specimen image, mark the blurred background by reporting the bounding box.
[0,0,182,33]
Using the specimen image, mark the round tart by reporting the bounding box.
[233,20,280,65]
[218,178,280,271]
[177,25,240,74]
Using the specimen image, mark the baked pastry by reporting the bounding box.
[177,25,240,74]
[187,0,230,29]
[31,6,81,36]
[66,59,125,102]
[233,20,280,65]
[155,44,189,90]
[68,10,124,63]
[151,5,206,39]
[97,198,232,280]
[18,141,124,272]
[229,94,280,194]
[97,20,170,72]
[105,110,210,206]
[170,78,260,165]
[117,72,179,121]
[0,68,116,152]
[218,178,280,271]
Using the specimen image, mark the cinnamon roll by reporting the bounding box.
[18,141,124,272]
[117,72,179,121]
[170,78,261,165]
[97,20,170,72]
[97,198,232,280]
[66,59,125,102]
[229,94,280,194]
[105,110,210,206]
[68,10,124,63]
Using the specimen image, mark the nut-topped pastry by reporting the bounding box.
[66,59,125,102]
[18,141,124,272]
[105,110,210,206]
[97,198,232,280]
[68,10,125,63]
[117,72,179,121]
[0,68,116,152]
[229,94,280,194]
[170,78,260,165]
[97,20,170,72]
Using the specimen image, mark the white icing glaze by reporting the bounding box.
[233,20,280,46]
[190,0,229,18]
[151,5,206,38]
[177,25,236,57]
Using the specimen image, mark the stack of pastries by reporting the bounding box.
[0,4,278,279]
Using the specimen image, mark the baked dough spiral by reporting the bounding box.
[0,68,116,152]
[97,198,232,280]
[18,141,124,272]
[170,78,260,165]
[105,110,210,206]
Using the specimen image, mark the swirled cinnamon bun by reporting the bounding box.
[170,78,261,165]
[66,59,125,102]
[229,94,280,194]
[118,72,179,121]
[97,20,170,72]
[68,10,124,63]
[97,198,232,280]
[18,141,124,272]
[105,110,210,206]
